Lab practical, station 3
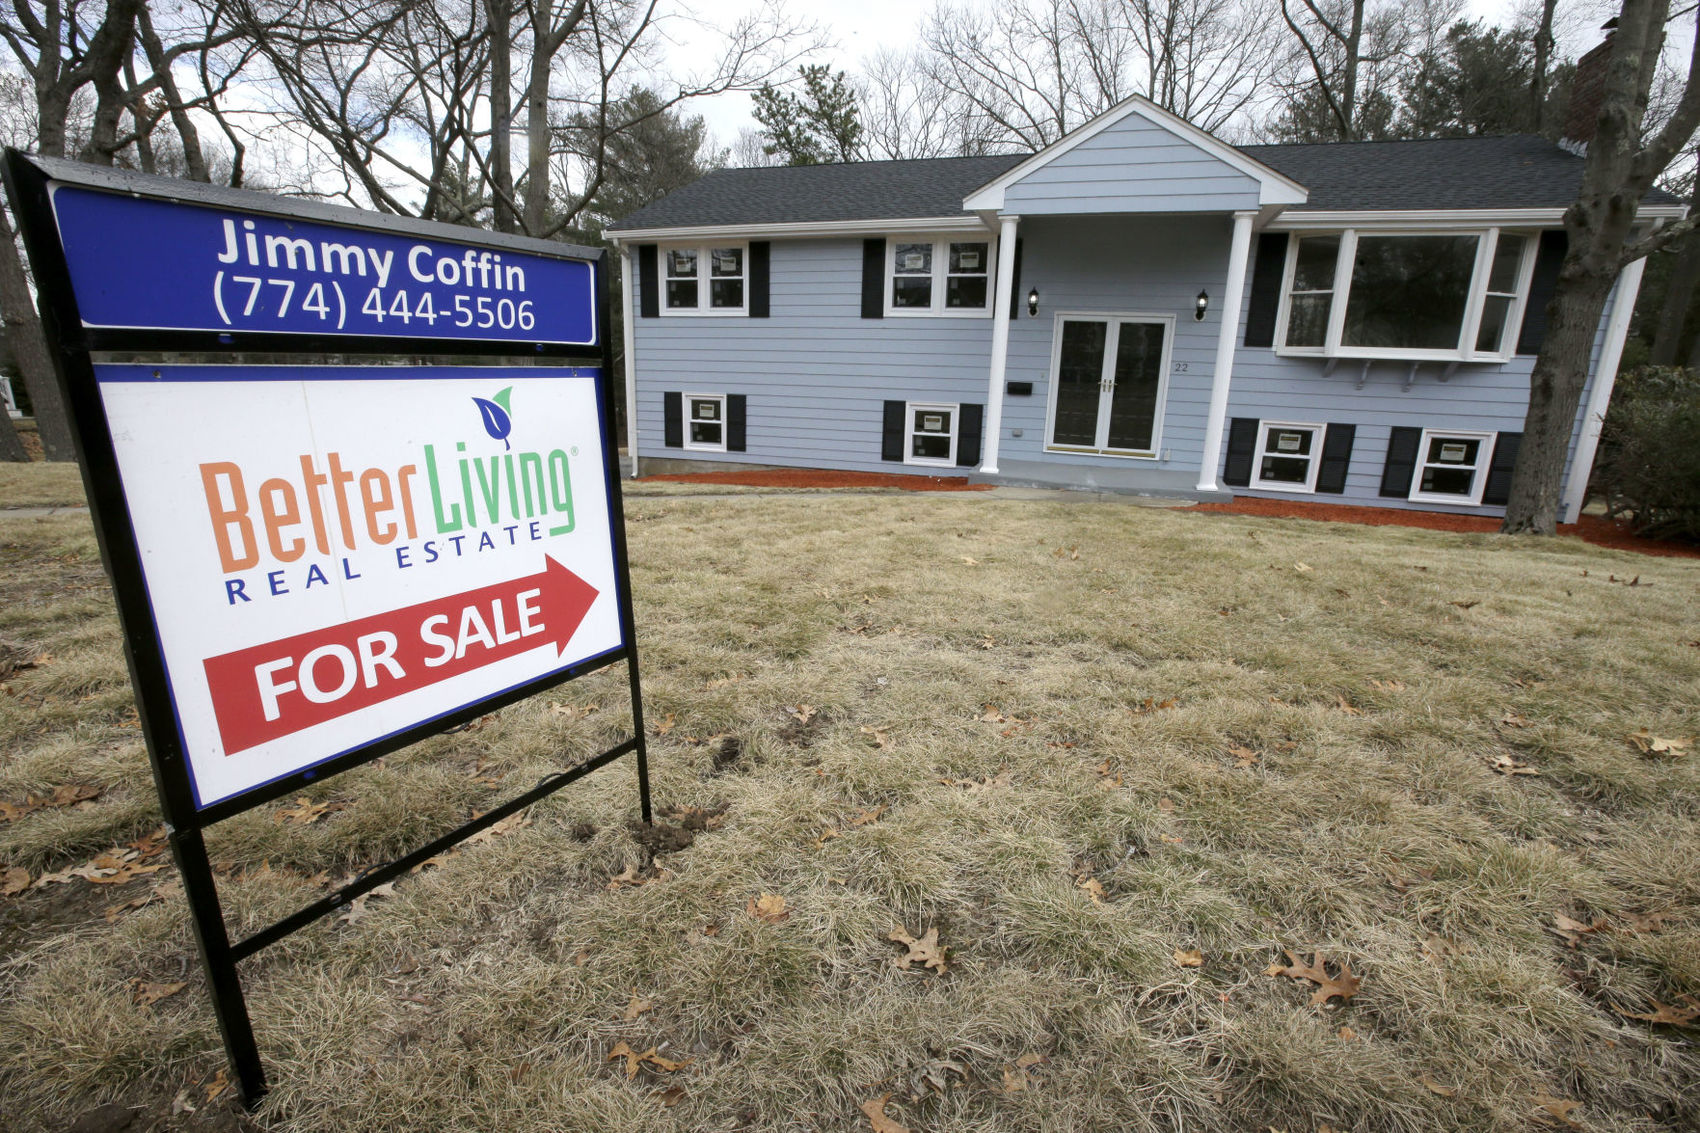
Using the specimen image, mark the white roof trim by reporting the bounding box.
[1269,205,1686,229]
[606,215,991,244]
[962,95,1309,212]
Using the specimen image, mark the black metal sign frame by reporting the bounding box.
[3,150,652,1108]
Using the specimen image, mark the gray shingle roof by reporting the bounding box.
[606,154,1023,231]
[607,134,1678,231]
[1241,134,1679,211]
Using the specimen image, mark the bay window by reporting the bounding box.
[662,243,747,314]
[1275,229,1535,360]
[886,237,995,316]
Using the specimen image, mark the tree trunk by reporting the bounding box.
[1340,0,1363,139]
[0,211,75,462]
[1531,0,1558,132]
[0,414,27,463]
[520,45,552,235]
[1649,168,1700,365]
[486,0,516,233]
[137,2,210,182]
[1503,273,1617,532]
[77,0,145,166]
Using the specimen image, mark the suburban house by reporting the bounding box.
[605,95,1682,521]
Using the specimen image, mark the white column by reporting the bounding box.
[1560,253,1646,524]
[1196,211,1256,492]
[619,244,640,477]
[981,214,1020,475]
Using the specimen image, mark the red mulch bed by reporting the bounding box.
[1189,497,1700,559]
[638,469,993,492]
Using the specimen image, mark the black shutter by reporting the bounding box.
[727,394,747,452]
[1316,423,1356,494]
[862,238,886,319]
[1380,426,1423,497]
[1243,232,1288,348]
[881,400,905,461]
[749,242,770,318]
[1481,431,1521,506]
[1516,230,1567,355]
[663,391,683,448]
[956,403,983,467]
[1222,417,1259,487]
[1007,238,1024,319]
[638,244,659,319]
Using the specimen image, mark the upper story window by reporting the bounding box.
[887,237,995,317]
[662,243,747,315]
[1275,229,1535,362]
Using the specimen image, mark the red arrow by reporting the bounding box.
[203,556,599,755]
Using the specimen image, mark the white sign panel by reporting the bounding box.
[97,364,623,808]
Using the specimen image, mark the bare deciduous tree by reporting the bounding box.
[1506,1,1700,533]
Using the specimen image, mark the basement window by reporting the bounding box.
[1252,421,1323,493]
[906,402,958,467]
[684,393,727,452]
[1408,429,1492,506]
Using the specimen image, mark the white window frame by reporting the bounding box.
[1408,428,1494,506]
[1040,311,1175,460]
[884,234,997,318]
[1251,420,1325,494]
[1272,227,1538,362]
[905,401,959,467]
[659,242,749,316]
[683,391,728,453]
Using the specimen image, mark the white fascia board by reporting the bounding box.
[1270,205,1688,230]
[961,94,1308,212]
[605,215,992,245]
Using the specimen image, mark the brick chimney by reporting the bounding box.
[1563,22,1616,149]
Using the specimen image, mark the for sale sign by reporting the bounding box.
[101,364,622,808]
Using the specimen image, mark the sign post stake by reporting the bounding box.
[4,150,653,1109]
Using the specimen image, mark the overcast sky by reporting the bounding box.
[681,0,1609,150]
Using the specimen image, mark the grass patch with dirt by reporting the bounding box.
[1,474,1697,1132]
[0,458,88,509]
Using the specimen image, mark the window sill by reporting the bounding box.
[1250,481,1316,495]
[1409,489,1485,507]
[1044,445,1159,461]
[883,308,994,319]
[660,308,749,318]
[1273,346,1512,365]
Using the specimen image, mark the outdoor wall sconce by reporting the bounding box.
[1195,289,1209,321]
[1027,287,1039,316]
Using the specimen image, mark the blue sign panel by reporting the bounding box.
[50,186,597,346]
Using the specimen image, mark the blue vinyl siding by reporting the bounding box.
[1216,259,1617,515]
[633,238,994,472]
[630,218,1619,514]
[1000,113,1262,214]
[996,215,1232,477]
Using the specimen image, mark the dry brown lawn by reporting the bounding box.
[1,470,1698,1133]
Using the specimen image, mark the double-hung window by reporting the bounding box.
[684,393,727,452]
[662,243,747,314]
[887,237,995,316]
[906,402,958,466]
[1274,228,1535,361]
[1408,429,1492,506]
[1252,421,1324,492]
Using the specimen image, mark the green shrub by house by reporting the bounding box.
[1592,365,1700,541]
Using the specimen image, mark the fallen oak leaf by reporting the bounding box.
[889,926,947,974]
[812,827,839,850]
[1077,876,1106,905]
[1173,948,1204,968]
[1002,1052,1045,1093]
[1500,711,1535,729]
[653,712,676,736]
[1627,729,1690,757]
[656,1086,687,1107]
[748,893,789,923]
[1614,996,1700,1027]
[3,866,30,896]
[1421,1076,1457,1097]
[861,1094,909,1133]
[784,704,817,724]
[1228,745,1260,769]
[133,979,188,1007]
[1267,950,1362,1006]
[848,805,886,827]
[1548,913,1608,947]
[1531,1092,1582,1127]
[1490,754,1540,776]
[608,1041,643,1079]
[858,725,890,749]
[623,995,654,1021]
